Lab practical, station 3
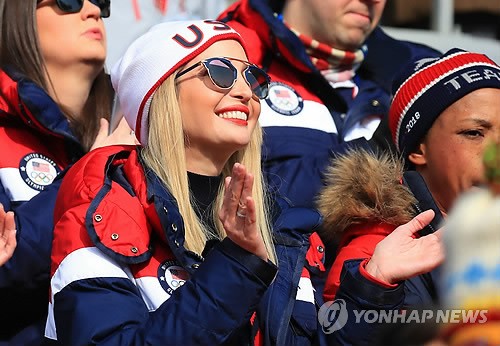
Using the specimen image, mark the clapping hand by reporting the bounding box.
[219,163,268,261]
[0,204,16,266]
[365,209,445,285]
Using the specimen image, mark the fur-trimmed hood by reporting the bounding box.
[316,149,417,243]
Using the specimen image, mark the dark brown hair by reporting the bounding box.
[0,0,113,151]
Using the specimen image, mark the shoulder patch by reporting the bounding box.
[158,260,190,295]
[265,82,304,116]
[19,153,61,191]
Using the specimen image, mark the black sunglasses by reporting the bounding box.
[37,0,110,18]
[175,57,270,99]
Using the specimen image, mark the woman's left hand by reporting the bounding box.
[219,163,268,261]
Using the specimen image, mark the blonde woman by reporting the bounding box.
[46,20,324,345]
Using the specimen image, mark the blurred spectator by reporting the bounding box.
[439,139,500,345]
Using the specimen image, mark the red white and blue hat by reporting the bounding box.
[389,48,500,157]
[111,20,246,146]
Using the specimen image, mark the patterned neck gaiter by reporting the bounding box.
[284,20,367,84]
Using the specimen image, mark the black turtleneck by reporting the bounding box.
[188,171,222,214]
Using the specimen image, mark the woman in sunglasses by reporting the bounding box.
[0,0,135,344]
[45,20,325,345]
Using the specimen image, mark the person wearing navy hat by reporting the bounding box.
[316,48,500,345]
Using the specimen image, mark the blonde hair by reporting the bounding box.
[141,76,277,263]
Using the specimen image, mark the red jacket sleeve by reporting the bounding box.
[323,222,395,301]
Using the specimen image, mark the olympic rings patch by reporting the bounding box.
[19,153,61,192]
[158,260,190,295]
[265,82,304,116]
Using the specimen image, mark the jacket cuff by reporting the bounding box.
[359,258,399,289]
[218,238,277,286]
[337,259,405,308]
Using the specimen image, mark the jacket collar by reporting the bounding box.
[141,156,205,272]
[219,0,314,73]
[0,66,80,145]
[403,170,445,235]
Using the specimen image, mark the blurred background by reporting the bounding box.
[104,0,500,69]
[381,0,500,64]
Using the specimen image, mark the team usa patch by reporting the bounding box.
[265,82,303,116]
[158,260,190,295]
[19,153,61,192]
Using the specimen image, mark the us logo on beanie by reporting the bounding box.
[389,48,500,158]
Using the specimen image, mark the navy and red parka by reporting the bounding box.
[0,66,84,345]
[331,171,444,345]
[316,150,444,345]
[218,0,441,209]
[45,144,327,345]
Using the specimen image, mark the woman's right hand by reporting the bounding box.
[90,117,139,151]
[0,204,16,266]
[219,163,268,261]
[365,209,445,285]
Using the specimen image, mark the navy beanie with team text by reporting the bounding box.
[389,48,500,158]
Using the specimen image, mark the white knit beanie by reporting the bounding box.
[111,20,246,145]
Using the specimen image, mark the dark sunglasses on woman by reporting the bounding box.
[36,0,110,18]
[175,57,271,100]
